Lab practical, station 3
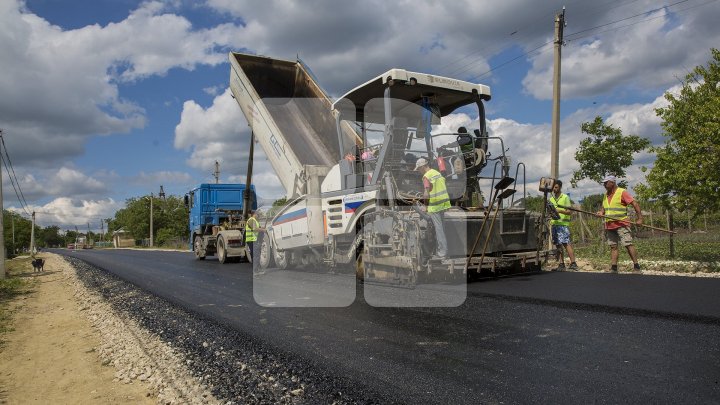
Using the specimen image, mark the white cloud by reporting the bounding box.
[0,0,246,169]
[522,6,720,100]
[174,88,285,198]
[19,197,122,230]
[203,85,223,96]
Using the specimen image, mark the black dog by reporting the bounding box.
[31,258,45,272]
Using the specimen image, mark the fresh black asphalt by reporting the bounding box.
[54,249,720,404]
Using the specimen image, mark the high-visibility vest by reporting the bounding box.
[245,217,259,242]
[424,168,451,213]
[550,193,571,226]
[602,187,629,223]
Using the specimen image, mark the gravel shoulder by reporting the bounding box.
[0,253,155,404]
[0,253,218,405]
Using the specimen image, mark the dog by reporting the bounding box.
[31,258,45,272]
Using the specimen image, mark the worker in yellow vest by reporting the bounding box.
[245,210,264,265]
[597,175,643,273]
[415,157,450,259]
[549,180,578,271]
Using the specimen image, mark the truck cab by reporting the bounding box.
[185,183,257,263]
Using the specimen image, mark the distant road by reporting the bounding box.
[54,248,720,404]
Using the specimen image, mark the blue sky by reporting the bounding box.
[1,0,719,231]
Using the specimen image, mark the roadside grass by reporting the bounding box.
[574,230,720,272]
[0,257,36,340]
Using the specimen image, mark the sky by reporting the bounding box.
[1,0,719,231]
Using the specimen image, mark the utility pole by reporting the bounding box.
[214,161,220,184]
[12,215,15,255]
[101,219,104,242]
[0,129,4,279]
[149,193,154,247]
[550,7,566,180]
[30,211,36,255]
[242,131,255,221]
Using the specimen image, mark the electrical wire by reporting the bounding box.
[0,133,32,216]
[564,0,692,40]
[566,0,719,43]
[439,0,714,84]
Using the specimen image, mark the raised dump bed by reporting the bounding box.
[230,53,360,196]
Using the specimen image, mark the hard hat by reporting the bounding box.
[414,157,429,171]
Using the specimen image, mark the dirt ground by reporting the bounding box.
[0,254,154,404]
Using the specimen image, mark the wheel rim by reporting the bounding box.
[218,239,226,262]
[259,237,270,268]
[275,250,287,269]
[194,237,203,257]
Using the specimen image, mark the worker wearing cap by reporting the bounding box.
[597,175,642,273]
[415,157,450,258]
[549,180,578,271]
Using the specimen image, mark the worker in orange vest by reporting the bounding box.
[597,175,643,273]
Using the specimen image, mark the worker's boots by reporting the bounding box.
[551,263,566,272]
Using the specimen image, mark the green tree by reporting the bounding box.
[111,195,188,247]
[522,195,546,213]
[580,193,605,212]
[264,197,289,219]
[571,116,650,188]
[38,225,63,248]
[3,211,32,256]
[637,48,720,215]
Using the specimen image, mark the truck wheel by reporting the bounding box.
[356,253,365,280]
[274,250,288,270]
[259,235,274,269]
[245,243,254,264]
[217,237,228,264]
[194,236,206,260]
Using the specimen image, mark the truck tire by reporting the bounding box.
[274,250,289,270]
[258,234,274,269]
[217,236,228,264]
[246,243,253,264]
[194,235,206,260]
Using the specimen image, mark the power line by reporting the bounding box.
[564,0,692,40]
[465,41,555,82]
[436,0,644,80]
[0,134,31,216]
[442,0,712,85]
[566,0,718,43]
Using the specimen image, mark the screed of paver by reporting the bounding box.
[0,253,154,404]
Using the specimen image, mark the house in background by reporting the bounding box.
[112,228,135,248]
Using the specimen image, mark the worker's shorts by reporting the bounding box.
[606,226,633,247]
[552,225,571,245]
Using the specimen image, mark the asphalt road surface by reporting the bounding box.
[55,248,720,404]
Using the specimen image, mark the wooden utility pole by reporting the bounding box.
[550,7,566,180]
[30,211,36,255]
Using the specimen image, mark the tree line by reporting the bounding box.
[2,194,189,254]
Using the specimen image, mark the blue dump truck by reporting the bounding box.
[184,183,257,264]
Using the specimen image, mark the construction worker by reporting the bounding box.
[245,210,264,265]
[549,180,578,271]
[597,175,643,273]
[415,157,450,259]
